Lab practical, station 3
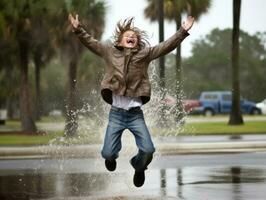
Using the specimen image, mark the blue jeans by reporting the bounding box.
[101,106,155,171]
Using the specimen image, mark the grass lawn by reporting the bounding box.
[181,121,266,135]
[0,132,64,146]
[152,120,266,137]
[0,119,265,146]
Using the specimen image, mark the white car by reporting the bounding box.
[0,109,7,125]
[49,109,63,117]
[256,99,266,114]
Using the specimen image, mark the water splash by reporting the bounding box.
[49,61,194,146]
[143,62,193,138]
[49,90,109,146]
[36,61,198,199]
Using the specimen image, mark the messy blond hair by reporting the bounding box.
[113,17,150,49]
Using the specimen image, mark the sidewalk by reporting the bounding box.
[186,115,266,123]
[1,140,266,160]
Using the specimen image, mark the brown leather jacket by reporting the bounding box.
[74,25,189,105]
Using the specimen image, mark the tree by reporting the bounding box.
[56,0,106,136]
[0,0,38,132]
[31,2,56,120]
[144,0,166,91]
[145,0,211,121]
[178,28,266,101]
[158,0,165,91]
[0,1,72,131]
[0,6,20,119]
[229,0,243,125]
[158,0,167,125]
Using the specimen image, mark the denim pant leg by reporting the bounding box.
[127,110,155,171]
[101,110,125,161]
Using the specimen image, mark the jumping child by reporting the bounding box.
[68,14,194,187]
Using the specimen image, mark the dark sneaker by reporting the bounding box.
[105,159,116,171]
[133,170,145,187]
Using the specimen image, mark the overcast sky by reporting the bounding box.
[101,0,266,57]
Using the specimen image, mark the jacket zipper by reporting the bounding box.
[123,53,132,95]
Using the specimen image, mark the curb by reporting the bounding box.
[157,141,266,155]
[0,141,266,160]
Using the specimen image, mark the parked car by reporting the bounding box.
[162,95,201,113]
[182,99,202,113]
[49,109,63,117]
[256,99,266,114]
[195,91,261,116]
[0,109,7,125]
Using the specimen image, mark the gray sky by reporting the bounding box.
[101,0,266,57]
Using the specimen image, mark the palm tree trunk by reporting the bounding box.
[18,39,37,132]
[6,65,15,119]
[174,11,185,122]
[65,58,78,136]
[158,0,165,90]
[158,0,166,126]
[229,0,243,125]
[34,51,42,120]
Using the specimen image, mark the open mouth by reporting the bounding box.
[126,38,135,45]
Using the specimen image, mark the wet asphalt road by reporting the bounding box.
[0,152,266,200]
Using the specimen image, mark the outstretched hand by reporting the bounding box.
[182,16,194,31]
[68,13,80,29]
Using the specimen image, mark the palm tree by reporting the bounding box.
[158,0,167,125]
[145,0,211,121]
[17,22,37,132]
[2,0,38,132]
[0,8,19,120]
[158,0,165,91]
[31,1,56,120]
[55,0,106,136]
[3,0,64,132]
[229,0,243,125]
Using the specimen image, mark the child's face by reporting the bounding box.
[119,30,138,48]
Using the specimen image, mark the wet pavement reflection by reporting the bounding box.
[1,152,266,200]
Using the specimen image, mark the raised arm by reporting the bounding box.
[182,16,194,32]
[68,13,106,57]
[147,16,194,61]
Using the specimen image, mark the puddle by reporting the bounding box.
[0,153,266,199]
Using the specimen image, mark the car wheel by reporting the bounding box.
[204,109,214,117]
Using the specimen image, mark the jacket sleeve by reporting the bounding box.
[147,27,189,61]
[73,24,106,58]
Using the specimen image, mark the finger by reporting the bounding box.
[76,14,79,22]
[68,13,73,21]
[191,17,195,24]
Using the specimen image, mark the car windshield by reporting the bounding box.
[203,94,218,100]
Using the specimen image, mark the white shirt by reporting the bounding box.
[112,94,142,110]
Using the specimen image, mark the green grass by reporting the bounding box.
[152,121,266,137]
[0,118,265,146]
[182,121,266,135]
[0,132,64,146]
[40,116,65,122]
[0,120,21,131]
